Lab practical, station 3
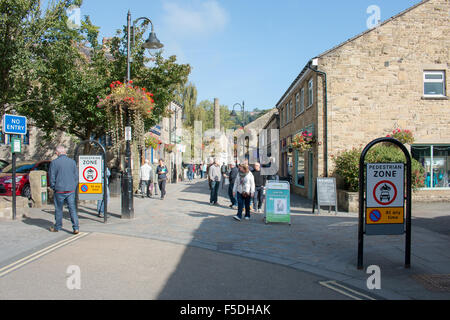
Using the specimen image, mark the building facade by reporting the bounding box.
[277,0,450,199]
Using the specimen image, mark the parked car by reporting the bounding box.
[0,160,51,199]
[0,160,9,172]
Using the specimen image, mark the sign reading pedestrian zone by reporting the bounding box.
[366,163,405,235]
[78,155,103,200]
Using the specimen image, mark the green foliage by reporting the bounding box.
[2,1,191,142]
[333,145,425,192]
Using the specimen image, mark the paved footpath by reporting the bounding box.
[0,179,449,300]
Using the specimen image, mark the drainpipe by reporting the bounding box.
[307,59,328,177]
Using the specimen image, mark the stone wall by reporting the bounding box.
[319,0,449,167]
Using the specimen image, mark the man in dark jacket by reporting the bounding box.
[227,162,239,209]
[252,162,267,213]
[48,146,79,234]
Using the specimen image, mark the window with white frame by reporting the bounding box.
[308,79,314,107]
[300,87,305,114]
[423,71,446,97]
[295,93,300,115]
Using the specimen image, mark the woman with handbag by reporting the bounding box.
[232,164,255,221]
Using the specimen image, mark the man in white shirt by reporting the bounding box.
[139,159,153,198]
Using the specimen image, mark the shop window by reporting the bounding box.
[296,151,305,187]
[412,145,450,188]
[423,71,446,97]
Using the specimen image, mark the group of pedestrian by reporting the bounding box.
[207,158,267,222]
[139,159,168,200]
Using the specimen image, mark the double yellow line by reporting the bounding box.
[0,232,89,279]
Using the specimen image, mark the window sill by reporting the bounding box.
[421,96,448,100]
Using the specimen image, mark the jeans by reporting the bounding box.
[228,183,237,206]
[210,180,220,204]
[96,186,110,214]
[253,186,265,210]
[236,192,251,219]
[54,192,79,231]
[141,180,150,197]
[158,179,166,198]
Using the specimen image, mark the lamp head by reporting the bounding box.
[143,31,163,50]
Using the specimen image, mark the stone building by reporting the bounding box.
[276,0,449,200]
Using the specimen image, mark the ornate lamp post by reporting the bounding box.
[122,11,163,218]
[230,101,246,128]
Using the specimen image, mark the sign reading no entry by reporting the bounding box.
[366,163,405,235]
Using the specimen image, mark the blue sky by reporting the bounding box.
[71,0,421,110]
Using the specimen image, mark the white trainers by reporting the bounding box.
[233,216,241,221]
[244,217,250,221]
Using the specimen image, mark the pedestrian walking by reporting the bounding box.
[156,159,168,199]
[252,162,267,213]
[201,162,207,179]
[209,158,221,205]
[151,161,158,196]
[206,158,214,190]
[233,164,255,221]
[187,163,194,182]
[48,146,80,234]
[97,167,111,217]
[220,162,228,189]
[227,162,239,209]
[139,159,153,198]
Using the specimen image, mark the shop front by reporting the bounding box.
[412,145,450,189]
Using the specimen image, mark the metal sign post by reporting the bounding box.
[357,137,412,270]
[3,115,27,221]
[74,140,108,223]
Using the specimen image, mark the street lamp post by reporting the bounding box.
[230,101,246,164]
[122,10,163,218]
[230,101,246,127]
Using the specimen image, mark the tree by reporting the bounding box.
[106,25,191,132]
[0,0,82,114]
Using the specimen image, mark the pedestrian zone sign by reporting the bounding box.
[366,163,405,234]
[78,155,103,200]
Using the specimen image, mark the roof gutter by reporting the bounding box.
[306,58,328,177]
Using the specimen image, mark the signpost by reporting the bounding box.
[264,181,291,225]
[74,141,108,223]
[366,163,405,235]
[2,114,27,220]
[357,137,412,270]
[313,177,338,214]
[78,155,103,200]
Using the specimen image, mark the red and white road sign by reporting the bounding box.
[366,163,404,208]
[79,155,102,184]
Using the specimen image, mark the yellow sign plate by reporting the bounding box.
[79,183,103,194]
[366,207,404,224]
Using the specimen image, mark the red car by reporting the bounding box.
[0,161,51,199]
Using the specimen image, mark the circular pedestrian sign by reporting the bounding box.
[373,180,397,206]
[369,209,382,222]
[80,184,88,193]
[83,166,98,182]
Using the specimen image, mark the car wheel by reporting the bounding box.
[21,184,32,200]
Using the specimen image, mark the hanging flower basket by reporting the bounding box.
[386,128,414,145]
[144,133,161,149]
[97,80,156,149]
[164,143,175,153]
[290,130,318,152]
